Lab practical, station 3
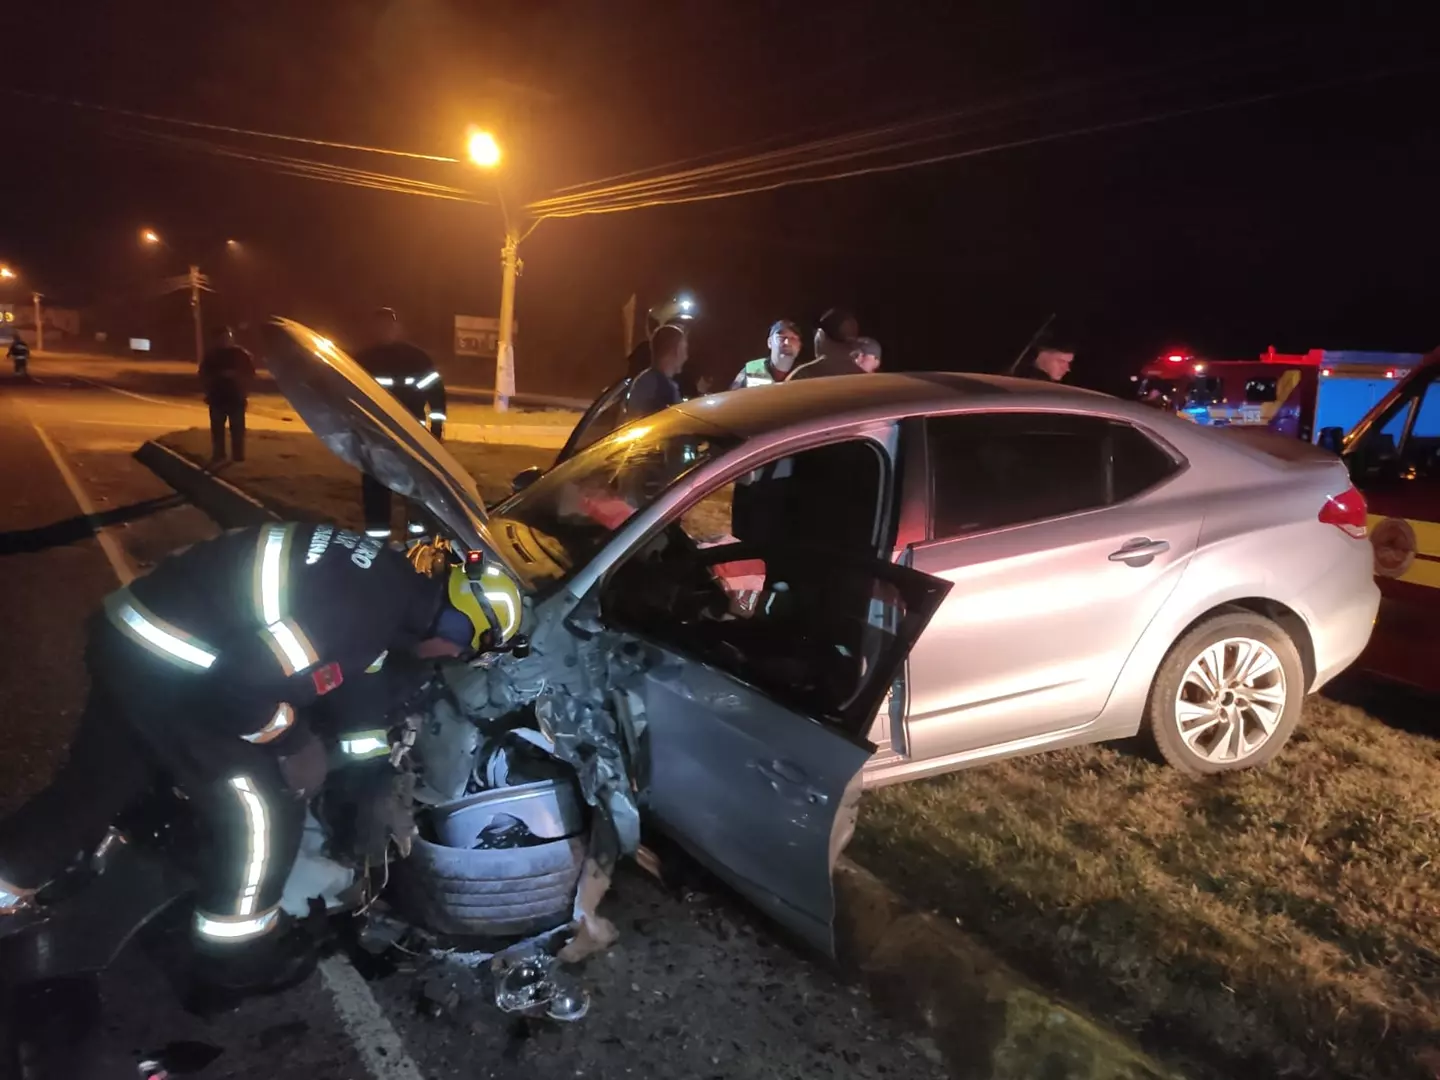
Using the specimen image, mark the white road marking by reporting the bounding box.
[31,422,137,586]
[72,374,191,409]
[33,413,428,1080]
[319,958,428,1080]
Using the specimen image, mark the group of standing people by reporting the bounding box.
[622,304,886,423]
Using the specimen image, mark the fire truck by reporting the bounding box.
[1134,347,1424,443]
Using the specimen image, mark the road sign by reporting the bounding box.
[454,314,518,358]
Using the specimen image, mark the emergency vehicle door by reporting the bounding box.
[1342,361,1440,690]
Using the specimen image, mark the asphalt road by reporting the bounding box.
[0,369,947,1080]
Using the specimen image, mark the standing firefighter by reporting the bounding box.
[0,523,523,989]
[354,308,447,540]
[198,325,256,463]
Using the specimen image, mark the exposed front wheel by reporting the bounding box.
[1145,611,1304,776]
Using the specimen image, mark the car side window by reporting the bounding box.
[927,413,1180,540]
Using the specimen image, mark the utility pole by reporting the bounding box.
[31,292,42,352]
[495,230,519,411]
[189,265,203,365]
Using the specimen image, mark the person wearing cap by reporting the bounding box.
[731,319,803,389]
[789,308,864,380]
[623,323,688,421]
[353,308,448,540]
[198,325,256,463]
[0,521,523,990]
[852,337,883,373]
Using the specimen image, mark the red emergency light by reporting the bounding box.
[465,549,485,564]
[1165,354,1185,363]
[1386,370,1396,379]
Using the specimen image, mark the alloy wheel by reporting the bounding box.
[1173,637,1288,764]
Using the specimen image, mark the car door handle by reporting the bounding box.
[750,759,829,806]
[1108,538,1170,564]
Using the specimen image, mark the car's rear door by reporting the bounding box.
[594,542,949,955]
[901,411,1198,760]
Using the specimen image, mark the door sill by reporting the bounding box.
[862,720,1096,788]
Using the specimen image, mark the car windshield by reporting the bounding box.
[490,412,739,589]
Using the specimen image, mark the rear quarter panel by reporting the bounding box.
[1093,425,1377,737]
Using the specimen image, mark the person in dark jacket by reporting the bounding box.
[354,308,448,540]
[788,308,865,380]
[8,331,31,376]
[0,522,523,986]
[199,326,256,462]
[623,323,688,421]
[1018,345,1075,382]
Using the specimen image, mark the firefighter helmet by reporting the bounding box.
[647,294,698,328]
[445,559,523,652]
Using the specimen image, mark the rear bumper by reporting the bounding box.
[1306,575,1381,691]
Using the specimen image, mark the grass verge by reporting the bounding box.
[852,689,1440,1079]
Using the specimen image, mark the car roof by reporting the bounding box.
[674,371,1117,438]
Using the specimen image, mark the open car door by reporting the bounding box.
[261,318,519,578]
[553,376,632,467]
[598,541,950,955]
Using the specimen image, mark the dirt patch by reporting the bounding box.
[158,427,550,526]
[853,696,1440,1079]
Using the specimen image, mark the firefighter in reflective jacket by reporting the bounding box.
[354,307,448,540]
[0,523,522,986]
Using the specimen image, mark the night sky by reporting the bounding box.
[1,2,1436,397]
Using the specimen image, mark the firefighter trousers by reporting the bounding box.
[0,618,304,941]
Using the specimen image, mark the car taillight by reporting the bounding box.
[1319,485,1368,539]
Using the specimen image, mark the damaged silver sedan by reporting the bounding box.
[264,320,949,959]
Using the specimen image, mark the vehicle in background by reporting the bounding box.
[1337,348,1440,692]
[1135,347,1423,444]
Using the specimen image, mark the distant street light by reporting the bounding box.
[140,229,241,364]
[467,127,518,410]
[0,266,15,280]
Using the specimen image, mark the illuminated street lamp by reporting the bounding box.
[467,127,519,411]
[0,266,15,280]
[467,131,502,170]
[140,229,241,364]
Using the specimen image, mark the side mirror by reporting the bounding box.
[1316,427,1344,455]
[511,466,543,494]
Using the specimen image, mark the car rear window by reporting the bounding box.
[927,413,1182,539]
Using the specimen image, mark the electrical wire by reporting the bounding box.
[527,63,1428,221]
[118,127,491,205]
[533,30,1304,211]
[2,86,459,163]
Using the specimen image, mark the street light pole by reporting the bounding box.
[32,292,42,352]
[467,129,520,412]
[189,265,203,365]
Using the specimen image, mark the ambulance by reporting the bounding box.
[1135,347,1423,444]
[1338,348,1440,692]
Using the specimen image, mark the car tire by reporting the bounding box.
[1144,611,1304,776]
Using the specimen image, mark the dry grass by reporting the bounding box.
[853,689,1440,1079]
[159,427,550,525]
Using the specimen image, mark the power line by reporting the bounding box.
[528,63,1429,221]
[2,86,460,163]
[534,30,1303,212]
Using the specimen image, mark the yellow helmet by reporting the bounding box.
[446,559,523,652]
